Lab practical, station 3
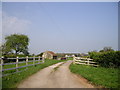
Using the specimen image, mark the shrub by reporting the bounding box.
[89,51,120,68]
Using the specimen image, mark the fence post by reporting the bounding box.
[38,56,40,64]
[26,56,28,69]
[1,56,4,72]
[33,56,35,66]
[16,56,19,72]
[73,56,75,64]
[87,58,89,65]
[26,56,28,65]
[42,57,44,63]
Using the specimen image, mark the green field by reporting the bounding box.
[2,59,66,88]
[69,63,119,88]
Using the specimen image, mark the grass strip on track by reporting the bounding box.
[69,63,119,88]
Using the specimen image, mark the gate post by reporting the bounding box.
[73,56,75,64]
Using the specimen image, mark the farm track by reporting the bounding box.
[17,60,95,88]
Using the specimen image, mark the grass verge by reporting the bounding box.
[69,63,119,88]
[2,59,66,88]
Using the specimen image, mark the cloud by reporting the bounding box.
[2,12,31,42]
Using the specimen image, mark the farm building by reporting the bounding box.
[42,51,57,59]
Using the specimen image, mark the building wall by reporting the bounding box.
[42,52,53,59]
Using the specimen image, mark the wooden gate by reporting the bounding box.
[73,56,98,67]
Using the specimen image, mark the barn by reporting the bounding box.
[42,51,57,59]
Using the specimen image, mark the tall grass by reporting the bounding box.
[69,63,119,88]
[2,59,66,88]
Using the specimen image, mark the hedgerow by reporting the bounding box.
[89,51,120,68]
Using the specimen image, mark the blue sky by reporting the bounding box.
[2,2,118,54]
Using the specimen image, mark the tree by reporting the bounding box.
[0,44,11,55]
[5,34,29,56]
[99,47,114,52]
[99,50,104,52]
[37,52,43,57]
[103,47,114,51]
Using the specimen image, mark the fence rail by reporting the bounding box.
[0,56,44,77]
[73,56,98,67]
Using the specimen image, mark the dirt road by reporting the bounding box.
[18,60,95,88]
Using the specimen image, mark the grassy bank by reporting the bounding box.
[69,63,119,88]
[2,59,66,88]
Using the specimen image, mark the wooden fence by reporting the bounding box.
[0,56,44,76]
[73,56,98,67]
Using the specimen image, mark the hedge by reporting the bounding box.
[89,51,120,68]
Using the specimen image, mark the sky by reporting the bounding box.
[2,2,118,54]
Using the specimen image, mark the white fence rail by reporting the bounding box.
[0,56,44,76]
[73,57,98,67]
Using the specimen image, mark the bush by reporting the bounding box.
[89,51,120,68]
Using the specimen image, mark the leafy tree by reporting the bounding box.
[99,50,104,52]
[99,47,114,52]
[37,52,43,57]
[0,44,11,55]
[5,34,29,56]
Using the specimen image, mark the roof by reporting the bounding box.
[45,51,57,56]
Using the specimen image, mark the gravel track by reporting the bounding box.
[18,60,95,88]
